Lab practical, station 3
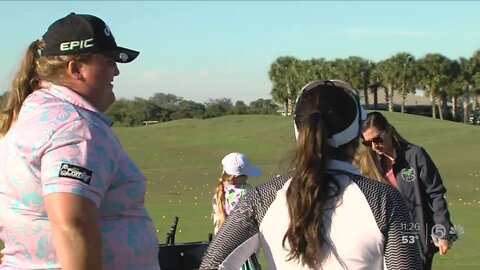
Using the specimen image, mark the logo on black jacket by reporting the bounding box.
[58,163,92,184]
[401,167,416,182]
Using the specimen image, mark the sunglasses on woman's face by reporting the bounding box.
[362,131,385,147]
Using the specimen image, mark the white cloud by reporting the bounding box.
[333,26,445,38]
[140,69,163,83]
[195,68,238,77]
[458,31,480,38]
[226,67,237,75]
[197,69,212,77]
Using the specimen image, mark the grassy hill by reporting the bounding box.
[115,112,480,269]
[2,112,477,268]
[115,115,295,242]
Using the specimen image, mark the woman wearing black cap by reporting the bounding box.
[200,80,422,269]
[0,13,159,269]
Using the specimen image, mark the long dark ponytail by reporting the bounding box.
[283,81,359,268]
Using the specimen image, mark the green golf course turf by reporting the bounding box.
[118,112,478,269]
[1,112,479,268]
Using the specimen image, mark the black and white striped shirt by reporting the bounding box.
[200,160,422,270]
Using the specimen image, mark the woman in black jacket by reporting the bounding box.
[360,111,455,270]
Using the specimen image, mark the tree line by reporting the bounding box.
[268,51,480,124]
[0,89,279,127]
[2,50,480,126]
[106,93,279,126]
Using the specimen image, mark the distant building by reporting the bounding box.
[275,89,434,117]
[359,89,432,116]
[142,120,160,126]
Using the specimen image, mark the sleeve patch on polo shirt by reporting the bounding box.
[58,163,92,184]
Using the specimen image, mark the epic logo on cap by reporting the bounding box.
[60,38,94,51]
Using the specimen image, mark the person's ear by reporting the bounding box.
[66,60,84,81]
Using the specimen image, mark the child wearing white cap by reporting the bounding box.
[212,152,261,270]
[212,152,261,234]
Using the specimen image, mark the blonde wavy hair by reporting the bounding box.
[0,39,93,137]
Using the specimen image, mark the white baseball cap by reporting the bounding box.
[221,152,261,177]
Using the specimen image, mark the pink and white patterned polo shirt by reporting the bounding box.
[0,84,159,269]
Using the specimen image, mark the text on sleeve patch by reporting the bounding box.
[58,163,93,184]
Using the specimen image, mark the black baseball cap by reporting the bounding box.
[42,12,139,63]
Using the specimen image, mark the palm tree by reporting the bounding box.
[341,56,374,106]
[376,57,399,112]
[417,54,455,119]
[302,58,328,82]
[390,53,417,113]
[469,50,480,124]
[269,56,303,115]
[369,63,383,110]
[445,58,469,121]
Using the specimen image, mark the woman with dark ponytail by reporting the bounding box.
[200,80,422,270]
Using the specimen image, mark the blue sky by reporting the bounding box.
[1,1,480,103]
